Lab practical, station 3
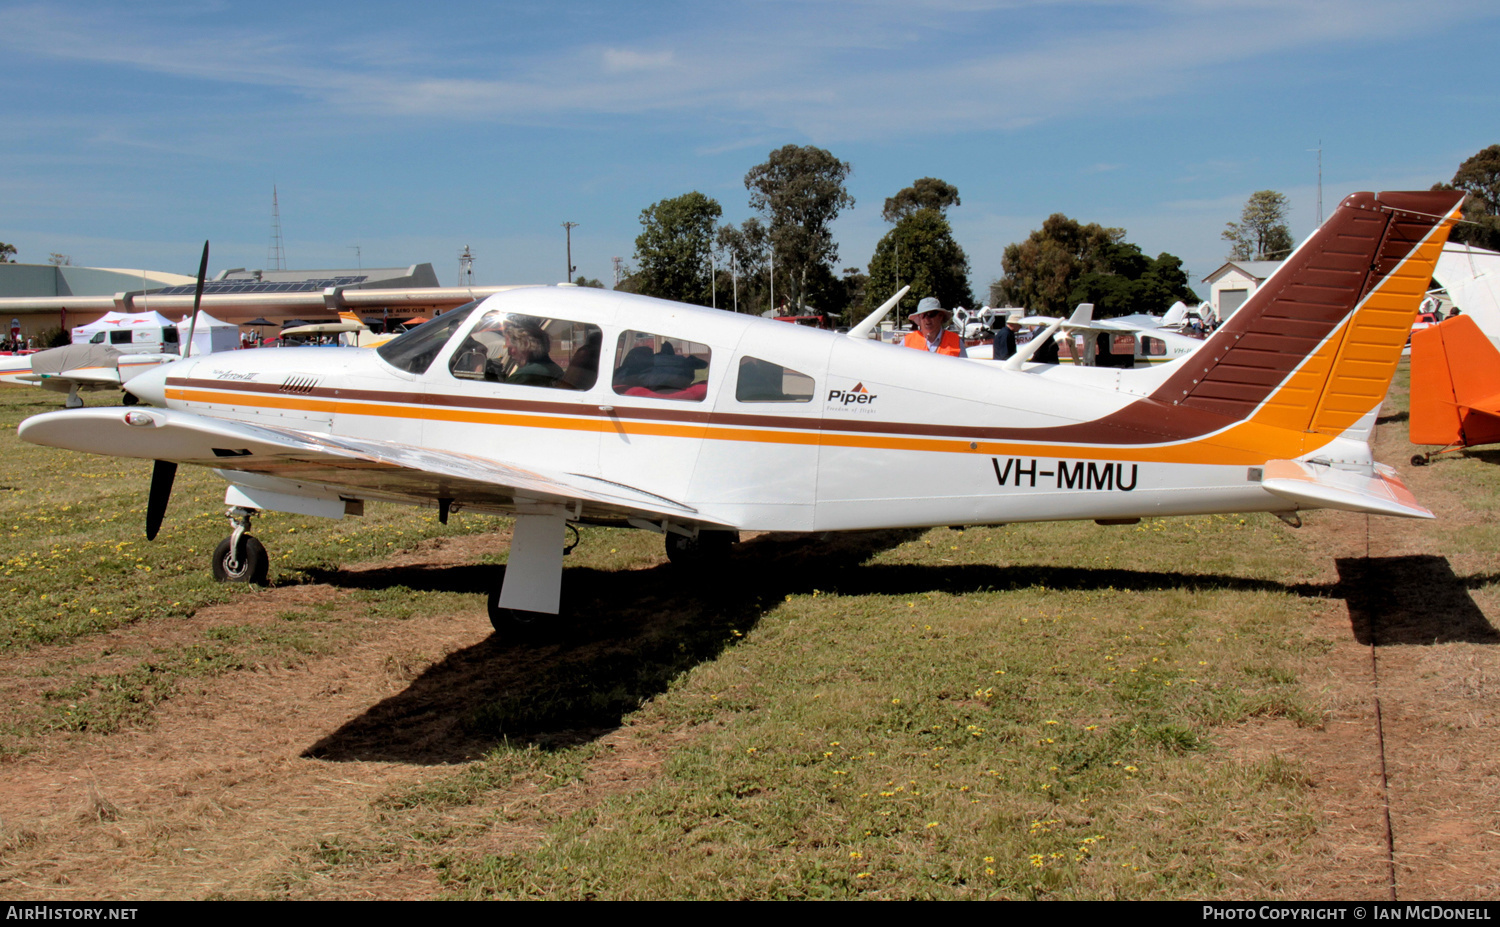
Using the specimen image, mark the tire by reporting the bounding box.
[487,588,547,637]
[212,535,269,585]
[1411,454,1428,467]
[664,529,739,566]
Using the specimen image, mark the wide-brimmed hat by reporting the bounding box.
[908,297,951,321]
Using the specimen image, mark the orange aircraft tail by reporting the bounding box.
[1409,314,1500,453]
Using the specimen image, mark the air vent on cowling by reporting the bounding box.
[280,375,321,394]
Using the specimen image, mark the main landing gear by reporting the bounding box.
[211,506,269,585]
[487,512,569,636]
[664,529,739,567]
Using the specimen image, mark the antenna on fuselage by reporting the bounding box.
[847,285,910,341]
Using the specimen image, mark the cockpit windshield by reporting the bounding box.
[376,301,481,375]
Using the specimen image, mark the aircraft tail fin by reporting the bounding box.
[1067,302,1094,327]
[1150,191,1465,440]
[338,311,363,326]
[1409,313,1500,449]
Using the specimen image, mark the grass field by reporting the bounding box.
[0,371,1491,900]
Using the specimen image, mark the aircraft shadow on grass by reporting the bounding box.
[1336,555,1500,647]
[302,535,1500,764]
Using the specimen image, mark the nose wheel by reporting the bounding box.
[211,506,269,585]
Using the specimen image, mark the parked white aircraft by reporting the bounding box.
[0,244,216,407]
[1017,301,1205,367]
[0,343,180,407]
[18,191,1463,634]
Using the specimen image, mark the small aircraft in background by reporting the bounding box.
[1408,313,1500,465]
[0,344,181,407]
[1017,302,1205,367]
[18,190,1465,635]
[0,244,217,407]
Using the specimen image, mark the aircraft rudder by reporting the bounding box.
[1409,318,1463,446]
[1151,190,1464,436]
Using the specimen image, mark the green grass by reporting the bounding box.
[3,369,1486,899]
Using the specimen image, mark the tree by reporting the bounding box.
[744,145,854,311]
[573,276,604,288]
[0,242,14,263]
[867,208,975,314]
[1222,190,1293,261]
[714,218,771,314]
[993,215,1121,315]
[1453,145,1500,215]
[882,177,960,223]
[48,253,71,266]
[631,191,723,306]
[991,214,1196,316]
[1439,145,1500,250]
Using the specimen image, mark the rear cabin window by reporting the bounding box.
[109,331,132,345]
[612,331,710,402]
[1140,336,1166,357]
[448,310,602,391]
[735,356,814,403]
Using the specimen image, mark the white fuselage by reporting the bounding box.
[134,287,1336,533]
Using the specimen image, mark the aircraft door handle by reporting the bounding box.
[599,405,615,413]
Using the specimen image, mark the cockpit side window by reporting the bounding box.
[376,301,480,375]
[612,330,711,402]
[735,356,814,402]
[447,310,602,390]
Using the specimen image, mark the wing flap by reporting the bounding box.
[18,407,726,525]
[1261,458,1433,519]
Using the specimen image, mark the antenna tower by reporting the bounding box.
[267,185,286,271]
[458,245,475,287]
[612,256,623,287]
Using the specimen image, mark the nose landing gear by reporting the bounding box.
[212,506,269,585]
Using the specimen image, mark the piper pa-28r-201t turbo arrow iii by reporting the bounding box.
[18,190,1465,633]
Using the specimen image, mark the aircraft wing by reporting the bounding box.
[1260,459,1434,519]
[17,407,729,526]
[19,369,125,388]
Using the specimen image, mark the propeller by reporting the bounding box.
[145,240,207,539]
[146,461,176,541]
[182,240,208,359]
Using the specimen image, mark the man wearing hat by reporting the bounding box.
[902,297,967,357]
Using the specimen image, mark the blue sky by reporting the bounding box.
[2,0,1496,304]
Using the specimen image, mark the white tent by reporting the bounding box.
[175,311,238,356]
[70,310,181,354]
[71,309,177,342]
[1434,243,1500,345]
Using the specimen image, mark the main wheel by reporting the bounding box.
[211,535,269,585]
[665,529,739,566]
[1411,454,1429,467]
[486,588,547,637]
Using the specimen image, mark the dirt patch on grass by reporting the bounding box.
[0,532,677,900]
[1216,412,1500,900]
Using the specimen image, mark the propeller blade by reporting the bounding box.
[146,459,177,541]
[183,240,209,359]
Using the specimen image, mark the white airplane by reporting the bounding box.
[17,191,1464,636]
[0,244,215,407]
[1017,302,1205,367]
[0,343,181,407]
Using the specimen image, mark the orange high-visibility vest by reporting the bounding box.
[903,330,964,356]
